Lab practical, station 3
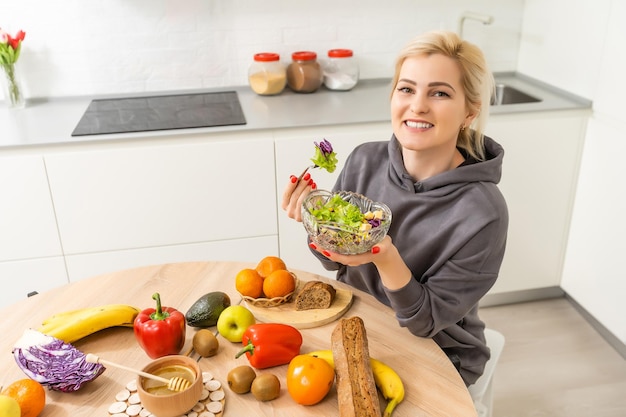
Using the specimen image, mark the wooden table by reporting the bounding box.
[0,262,477,417]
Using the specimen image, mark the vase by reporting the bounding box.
[1,63,26,109]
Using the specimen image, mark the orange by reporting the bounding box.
[235,268,264,298]
[255,256,287,278]
[1,379,46,417]
[263,269,296,299]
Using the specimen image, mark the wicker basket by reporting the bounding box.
[240,273,299,308]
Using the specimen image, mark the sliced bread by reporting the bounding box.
[295,281,336,310]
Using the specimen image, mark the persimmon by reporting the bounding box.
[286,354,334,405]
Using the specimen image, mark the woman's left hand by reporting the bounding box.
[310,236,412,290]
[310,235,394,267]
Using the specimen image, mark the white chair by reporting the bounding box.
[468,328,505,417]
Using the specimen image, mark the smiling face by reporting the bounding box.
[391,53,476,162]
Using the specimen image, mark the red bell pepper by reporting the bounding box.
[134,293,186,359]
[235,323,302,369]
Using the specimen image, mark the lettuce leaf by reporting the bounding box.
[310,194,365,229]
[310,139,338,173]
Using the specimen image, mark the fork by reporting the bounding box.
[297,165,317,182]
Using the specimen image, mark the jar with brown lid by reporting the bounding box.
[286,51,323,93]
[323,49,359,91]
[248,53,287,96]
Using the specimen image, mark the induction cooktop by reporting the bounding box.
[71,91,246,136]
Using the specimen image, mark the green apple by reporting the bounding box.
[0,394,21,417]
[216,305,256,343]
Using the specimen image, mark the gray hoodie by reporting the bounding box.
[313,134,508,386]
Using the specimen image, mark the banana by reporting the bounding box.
[370,356,405,417]
[40,303,139,330]
[307,349,405,417]
[40,307,94,326]
[38,304,141,344]
[306,348,335,366]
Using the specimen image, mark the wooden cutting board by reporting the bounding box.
[243,282,353,329]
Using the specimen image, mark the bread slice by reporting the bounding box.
[295,281,336,310]
[331,316,381,417]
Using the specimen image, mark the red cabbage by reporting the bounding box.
[12,329,105,392]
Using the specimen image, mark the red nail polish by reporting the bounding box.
[311,182,317,190]
[371,246,380,254]
[290,175,297,183]
[303,173,311,181]
[322,250,331,257]
[308,178,314,186]
[309,243,317,250]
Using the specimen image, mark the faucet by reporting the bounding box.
[458,11,494,39]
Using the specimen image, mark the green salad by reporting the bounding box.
[310,194,384,232]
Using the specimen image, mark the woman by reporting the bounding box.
[282,31,508,386]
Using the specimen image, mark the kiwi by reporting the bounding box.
[227,365,257,394]
[192,329,219,357]
[251,373,281,401]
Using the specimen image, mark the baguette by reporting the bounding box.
[295,281,336,310]
[331,316,382,417]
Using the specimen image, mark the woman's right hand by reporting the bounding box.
[281,172,316,222]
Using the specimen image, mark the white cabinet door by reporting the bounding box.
[45,133,277,256]
[274,122,391,278]
[0,155,63,260]
[65,235,278,282]
[486,111,588,295]
[0,257,68,309]
[0,155,67,308]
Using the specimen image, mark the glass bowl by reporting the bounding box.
[301,190,392,255]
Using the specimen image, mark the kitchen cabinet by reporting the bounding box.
[484,110,588,299]
[44,132,278,282]
[0,155,68,307]
[0,155,63,260]
[64,236,277,283]
[0,258,68,308]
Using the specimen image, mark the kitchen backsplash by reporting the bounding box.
[1,0,523,99]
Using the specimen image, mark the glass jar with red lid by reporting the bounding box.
[323,49,359,91]
[248,52,287,96]
[286,51,323,93]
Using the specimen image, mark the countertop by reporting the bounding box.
[0,73,591,150]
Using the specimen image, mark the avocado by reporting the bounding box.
[185,291,231,328]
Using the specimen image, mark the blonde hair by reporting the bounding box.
[391,31,494,160]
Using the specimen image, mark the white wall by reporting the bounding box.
[519,0,626,345]
[517,0,608,100]
[1,0,523,99]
